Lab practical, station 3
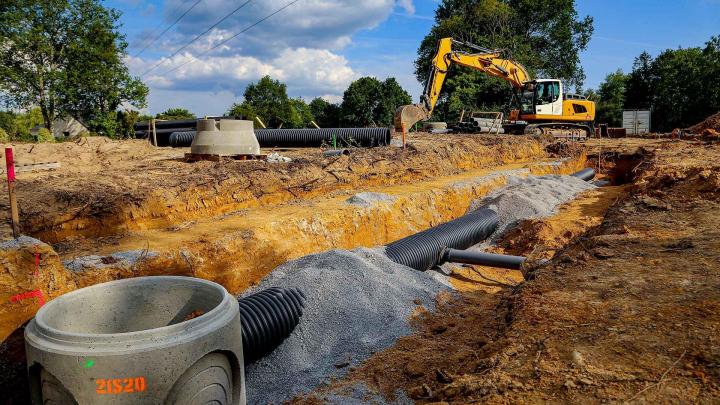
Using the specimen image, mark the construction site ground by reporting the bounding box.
[303,137,720,403]
[1,133,719,403]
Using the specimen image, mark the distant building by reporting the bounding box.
[31,117,88,138]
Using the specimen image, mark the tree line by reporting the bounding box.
[124,75,412,131]
[590,36,720,131]
[225,75,411,129]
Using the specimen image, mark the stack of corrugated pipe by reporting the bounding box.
[136,118,392,148]
[385,168,596,271]
[163,128,392,148]
[452,117,506,134]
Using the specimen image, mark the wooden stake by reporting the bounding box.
[151,119,157,147]
[5,147,19,238]
[401,123,406,149]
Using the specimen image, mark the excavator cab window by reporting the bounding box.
[520,82,535,114]
[536,81,560,105]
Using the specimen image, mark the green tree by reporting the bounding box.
[624,51,654,109]
[582,88,598,102]
[227,102,257,122]
[288,98,314,128]
[15,107,44,139]
[378,78,412,127]
[650,47,707,131]
[309,98,341,128]
[0,0,148,136]
[416,0,593,120]
[340,77,412,127]
[0,111,18,137]
[156,108,195,120]
[237,75,294,128]
[595,70,628,126]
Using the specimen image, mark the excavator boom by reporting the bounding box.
[395,38,530,132]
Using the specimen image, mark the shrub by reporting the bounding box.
[36,127,54,142]
[0,128,8,142]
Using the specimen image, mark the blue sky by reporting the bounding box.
[109,0,720,115]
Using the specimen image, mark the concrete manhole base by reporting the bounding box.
[25,276,245,404]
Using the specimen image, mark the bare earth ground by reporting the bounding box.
[1,134,718,404]
[302,139,720,403]
[0,133,547,243]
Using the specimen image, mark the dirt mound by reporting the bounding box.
[688,111,720,136]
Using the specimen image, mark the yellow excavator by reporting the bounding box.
[395,38,596,137]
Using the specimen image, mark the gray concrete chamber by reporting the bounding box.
[190,119,260,156]
[24,276,246,404]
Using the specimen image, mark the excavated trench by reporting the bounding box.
[57,157,586,293]
[4,141,658,403]
[0,150,589,401]
[300,149,653,403]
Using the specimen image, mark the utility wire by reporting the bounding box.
[155,0,301,77]
[133,0,204,58]
[141,0,253,77]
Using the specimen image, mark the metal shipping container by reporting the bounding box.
[622,110,651,134]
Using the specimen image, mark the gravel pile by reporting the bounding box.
[468,173,596,242]
[243,173,595,403]
[242,247,448,404]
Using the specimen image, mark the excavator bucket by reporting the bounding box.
[394,104,430,133]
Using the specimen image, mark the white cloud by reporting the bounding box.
[128,47,358,114]
[397,0,415,14]
[126,0,416,114]
[161,0,396,54]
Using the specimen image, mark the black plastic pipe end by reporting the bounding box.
[237,287,306,363]
[439,247,526,270]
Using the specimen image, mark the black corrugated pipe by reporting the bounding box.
[237,287,306,363]
[571,167,596,181]
[134,116,239,131]
[169,131,195,147]
[255,128,391,147]
[152,128,392,148]
[385,208,499,271]
[439,247,526,270]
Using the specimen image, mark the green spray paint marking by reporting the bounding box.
[83,359,95,368]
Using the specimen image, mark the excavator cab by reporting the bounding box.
[519,79,563,116]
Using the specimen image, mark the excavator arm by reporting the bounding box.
[394,38,531,132]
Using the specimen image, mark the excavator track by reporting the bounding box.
[523,123,591,141]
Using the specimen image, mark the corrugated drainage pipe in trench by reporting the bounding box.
[385,208,499,271]
[237,287,306,363]
[571,167,596,181]
[385,168,597,271]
